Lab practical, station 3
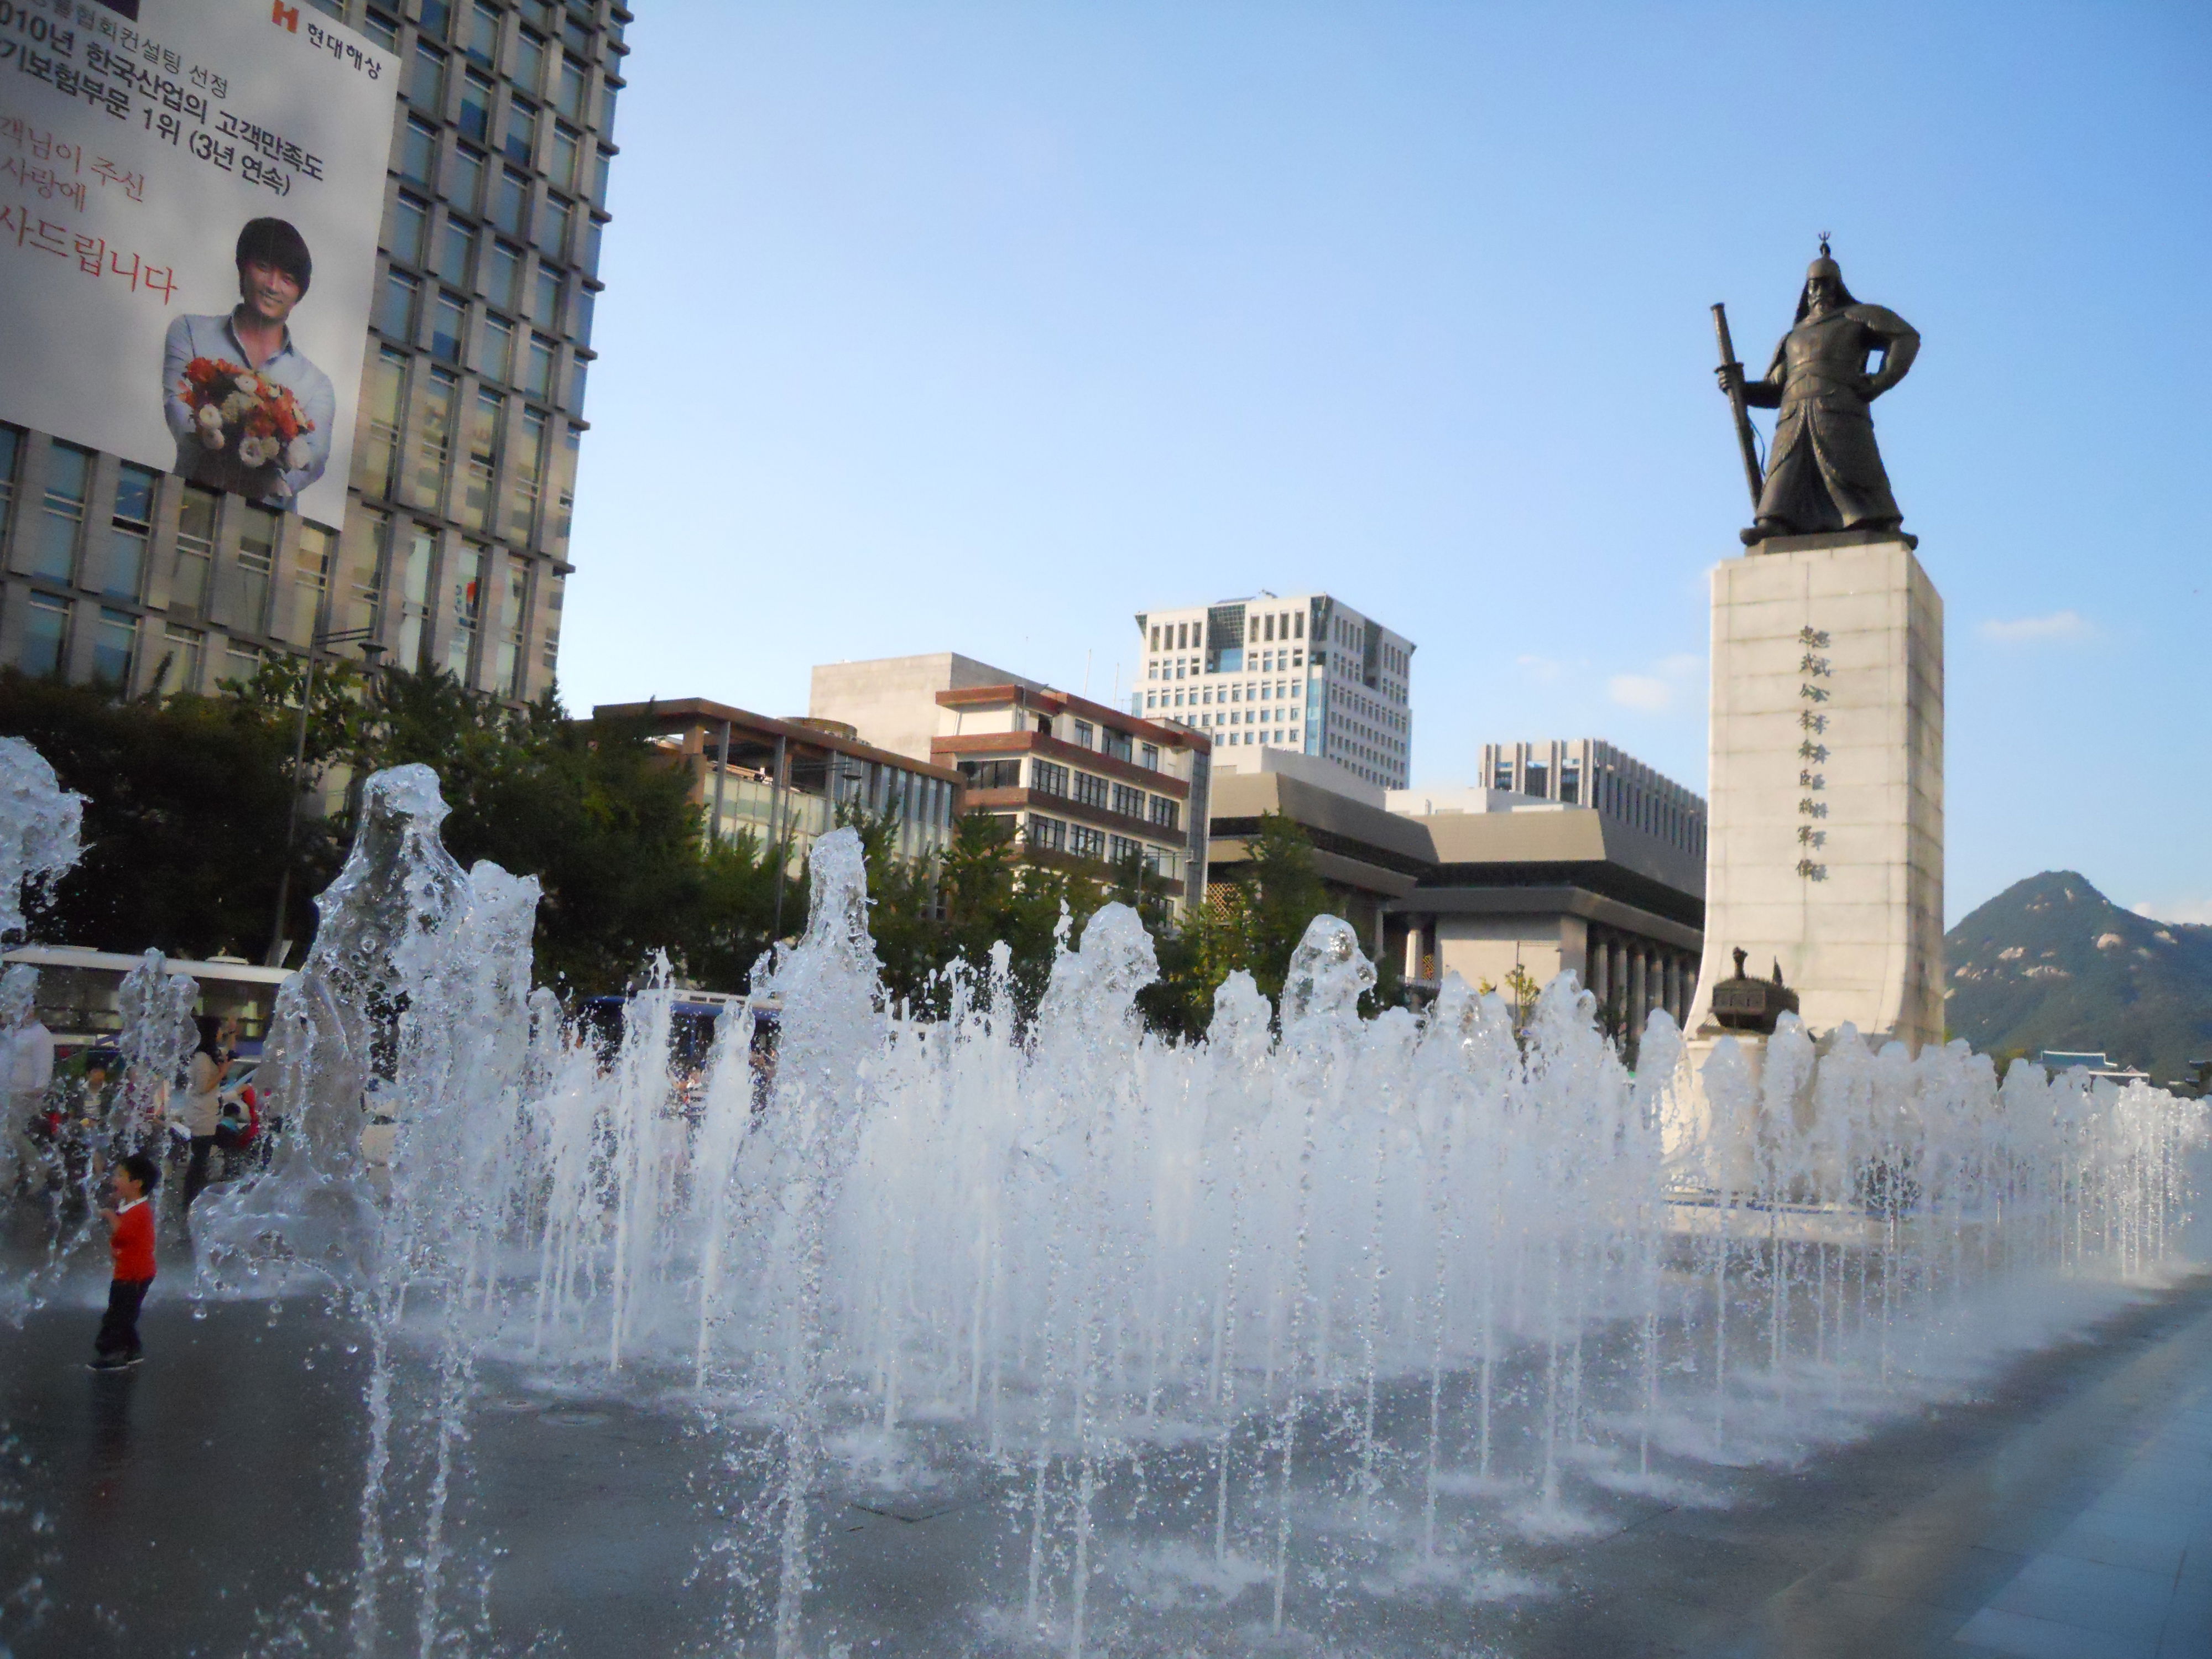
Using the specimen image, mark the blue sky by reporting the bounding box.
[561,2,2209,926]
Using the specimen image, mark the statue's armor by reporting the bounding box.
[1755,302,1911,535]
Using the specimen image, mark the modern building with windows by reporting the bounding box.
[1476,740,1706,863]
[812,654,1213,919]
[1134,592,1413,791]
[0,0,627,702]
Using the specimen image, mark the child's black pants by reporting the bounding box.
[95,1277,151,1360]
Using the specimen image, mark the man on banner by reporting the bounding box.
[161,217,337,508]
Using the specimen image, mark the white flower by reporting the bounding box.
[284,437,314,471]
[195,404,224,433]
[237,435,268,468]
[236,374,262,398]
[200,427,225,451]
[221,392,251,421]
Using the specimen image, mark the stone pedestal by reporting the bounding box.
[1686,534,1944,1051]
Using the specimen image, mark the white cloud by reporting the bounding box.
[1608,674,1673,712]
[1978,610,2092,644]
[2133,898,2212,926]
[1515,654,1574,685]
[1606,653,1703,713]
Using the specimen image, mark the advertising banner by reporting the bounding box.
[0,0,395,527]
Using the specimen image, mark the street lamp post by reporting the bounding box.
[265,626,385,968]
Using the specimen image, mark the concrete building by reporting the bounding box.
[1477,739,1707,862]
[1211,743,1705,1041]
[812,654,1212,918]
[0,0,628,702]
[592,697,965,876]
[1134,592,1413,790]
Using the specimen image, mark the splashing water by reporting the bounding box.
[0,737,82,943]
[34,765,2203,1652]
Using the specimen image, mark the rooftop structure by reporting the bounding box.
[1134,592,1413,790]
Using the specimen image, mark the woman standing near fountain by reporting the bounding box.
[178,1016,233,1212]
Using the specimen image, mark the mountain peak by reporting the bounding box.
[1945,870,2212,1082]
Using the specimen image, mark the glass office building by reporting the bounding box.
[0,0,628,701]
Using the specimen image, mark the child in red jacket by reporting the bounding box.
[91,1152,159,1371]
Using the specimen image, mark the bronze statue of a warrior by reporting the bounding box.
[1715,242,1919,545]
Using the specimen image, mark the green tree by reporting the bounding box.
[1,669,312,958]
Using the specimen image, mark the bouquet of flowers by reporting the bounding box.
[178,357,316,498]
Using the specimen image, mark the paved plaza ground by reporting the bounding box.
[1,1262,2208,1657]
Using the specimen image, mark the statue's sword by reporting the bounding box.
[1710,302,1764,509]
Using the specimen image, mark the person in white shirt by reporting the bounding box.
[1,966,54,1197]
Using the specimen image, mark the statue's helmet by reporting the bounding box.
[1794,237,1855,320]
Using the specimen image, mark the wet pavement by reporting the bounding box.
[1,1268,2208,1657]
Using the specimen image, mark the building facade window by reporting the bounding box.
[430,291,467,363]
[1110,782,1144,819]
[449,145,485,215]
[492,166,529,237]
[539,573,561,672]
[398,526,436,670]
[458,69,494,143]
[412,369,458,508]
[465,0,500,65]
[486,241,523,311]
[378,269,421,343]
[1027,815,1066,853]
[19,593,70,676]
[36,441,92,582]
[1072,771,1108,811]
[295,523,337,637]
[391,192,429,268]
[348,510,392,640]
[504,101,538,166]
[957,757,1021,790]
[460,390,502,532]
[91,608,137,687]
[170,486,217,618]
[157,625,202,697]
[436,218,476,288]
[400,116,439,187]
[1068,825,1105,860]
[410,43,447,114]
[505,407,547,540]
[481,314,515,384]
[233,506,279,636]
[359,348,408,497]
[446,541,487,679]
[522,333,555,398]
[105,463,158,602]
[495,564,528,696]
[1149,796,1180,832]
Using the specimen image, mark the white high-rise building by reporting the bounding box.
[1133,592,1413,790]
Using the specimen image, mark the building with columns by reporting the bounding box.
[0,0,628,702]
[1210,744,1705,1047]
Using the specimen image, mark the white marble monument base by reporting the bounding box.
[1686,534,1944,1051]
